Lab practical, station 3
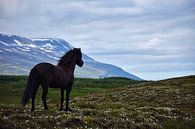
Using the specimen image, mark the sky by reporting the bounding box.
[0,0,195,80]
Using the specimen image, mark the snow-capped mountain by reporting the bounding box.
[0,33,142,80]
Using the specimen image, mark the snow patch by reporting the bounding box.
[14,40,23,46]
[12,48,18,51]
[62,44,71,50]
[17,47,30,52]
[27,44,37,48]
[0,41,11,46]
[42,43,54,48]
[40,47,53,52]
[23,47,30,50]
[4,48,13,52]
[40,43,57,52]
[31,38,49,41]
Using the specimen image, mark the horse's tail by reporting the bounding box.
[21,68,38,107]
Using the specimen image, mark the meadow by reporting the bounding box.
[0,75,194,129]
[0,75,141,105]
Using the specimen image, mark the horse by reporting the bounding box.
[21,48,84,111]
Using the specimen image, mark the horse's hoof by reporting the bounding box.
[65,107,72,112]
[44,107,48,110]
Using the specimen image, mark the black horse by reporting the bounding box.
[21,48,84,111]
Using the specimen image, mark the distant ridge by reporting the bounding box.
[0,33,142,80]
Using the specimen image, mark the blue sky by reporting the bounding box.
[0,0,195,80]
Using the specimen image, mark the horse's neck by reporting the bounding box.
[59,61,76,72]
[58,54,77,72]
[66,63,76,72]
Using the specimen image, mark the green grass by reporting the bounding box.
[0,75,194,129]
[0,75,142,105]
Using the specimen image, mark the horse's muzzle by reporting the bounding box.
[78,60,84,67]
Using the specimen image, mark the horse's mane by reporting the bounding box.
[57,49,78,66]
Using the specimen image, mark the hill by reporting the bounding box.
[0,75,194,129]
[0,33,142,80]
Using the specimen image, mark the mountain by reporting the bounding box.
[0,33,142,80]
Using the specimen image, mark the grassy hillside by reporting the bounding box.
[0,75,194,129]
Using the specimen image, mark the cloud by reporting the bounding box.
[141,38,162,49]
[0,0,195,80]
[133,0,195,12]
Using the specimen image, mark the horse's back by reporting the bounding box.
[31,62,55,84]
[33,62,54,71]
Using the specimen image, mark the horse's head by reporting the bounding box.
[74,48,84,67]
[58,48,84,68]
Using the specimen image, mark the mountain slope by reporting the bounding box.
[0,34,142,80]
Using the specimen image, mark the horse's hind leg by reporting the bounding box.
[31,85,39,111]
[42,86,48,110]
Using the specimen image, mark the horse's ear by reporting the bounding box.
[73,48,80,50]
[73,48,81,51]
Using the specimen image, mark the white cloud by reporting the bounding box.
[132,0,194,11]
[141,38,162,49]
[0,0,195,80]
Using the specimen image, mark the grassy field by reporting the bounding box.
[0,75,141,105]
[0,75,194,129]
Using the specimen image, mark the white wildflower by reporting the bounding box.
[3,116,8,120]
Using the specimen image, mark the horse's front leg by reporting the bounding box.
[59,88,65,111]
[42,86,48,110]
[65,88,72,112]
